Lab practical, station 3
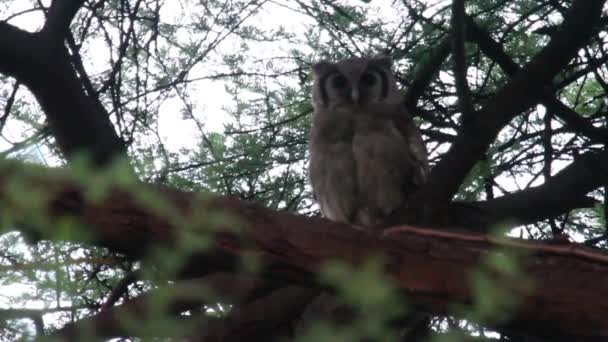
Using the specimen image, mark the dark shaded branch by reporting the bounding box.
[0,23,126,166]
[419,0,606,204]
[187,286,318,342]
[100,271,138,311]
[466,15,608,143]
[48,287,198,340]
[544,97,608,143]
[403,38,452,111]
[0,22,35,62]
[47,273,270,341]
[51,283,316,342]
[42,0,85,42]
[479,150,607,225]
[451,0,474,119]
[393,151,605,231]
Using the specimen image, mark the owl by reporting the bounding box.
[308,56,429,228]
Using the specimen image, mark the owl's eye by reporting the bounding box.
[360,71,377,87]
[331,74,348,88]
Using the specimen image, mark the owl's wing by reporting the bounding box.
[391,107,429,187]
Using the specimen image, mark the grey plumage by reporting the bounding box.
[308,56,428,228]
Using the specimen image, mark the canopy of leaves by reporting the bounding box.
[0,0,607,340]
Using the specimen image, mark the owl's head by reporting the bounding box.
[311,56,399,110]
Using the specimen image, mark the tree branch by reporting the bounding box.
[186,286,318,342]
[543,97,608,143]
[1,160,608,339]
[403,38,452,112]
[42,0,86,42]
[419,0,606,204]
[46,273,271,341]
[0,23,126,166]
[47,287,195,340]
[451,0,474,119]
[479,150,607,225]
[465,15,608,144]
[390,151,605,231]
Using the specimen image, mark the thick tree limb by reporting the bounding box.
[50,284,316,342]
[419,0,606,204]
[404,38,452,111]
[1,161,608,339]
[0,22,126,166]
[48,285,200,341]
[186,286,318,342]
[451,0,474,119]
[390,151,606,232]
[42,0,86,41]
[478,150,607,225]
[466,15,608,144]
[452,15,608,226]
[543,97,608,143]
[99,271,139,311]
[47,273,271,341]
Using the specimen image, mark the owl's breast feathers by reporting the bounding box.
[308,137,359,224]
[309,103,428,227]
[353,103,428,185]
[351,106,426,226]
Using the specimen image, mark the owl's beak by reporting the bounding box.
[350,87,359,103]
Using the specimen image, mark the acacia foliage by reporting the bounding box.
[0,0,607,340]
